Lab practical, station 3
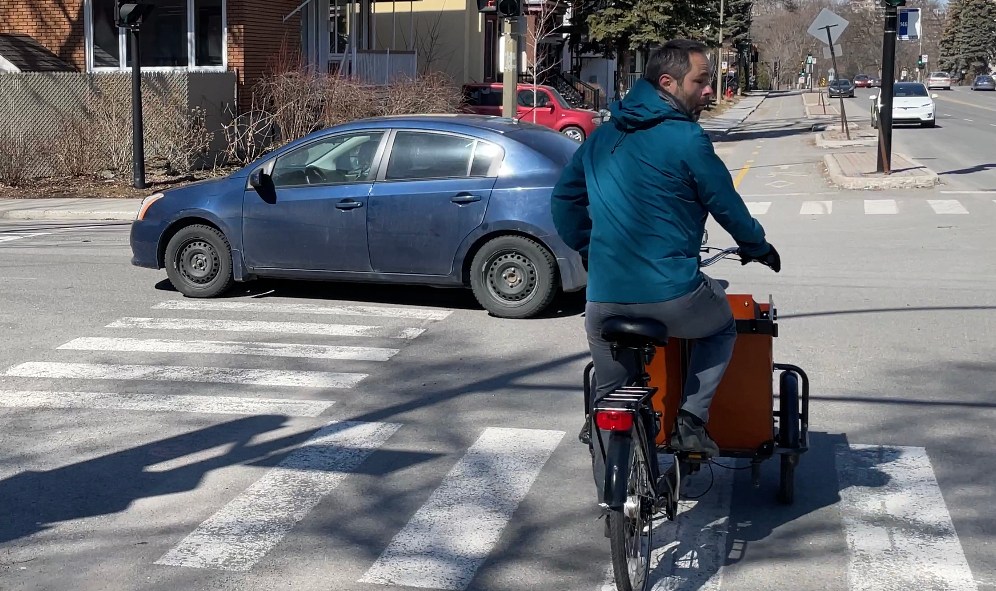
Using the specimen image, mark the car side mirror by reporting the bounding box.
[249,168,268,189]
[548,104,556,112]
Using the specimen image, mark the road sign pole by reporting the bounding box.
[877,4,899,174]
[501,17,519,119]
[822,25,850,140]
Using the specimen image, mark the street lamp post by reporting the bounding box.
[115,1,154,190]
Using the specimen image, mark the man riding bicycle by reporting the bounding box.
[551,39,780,464]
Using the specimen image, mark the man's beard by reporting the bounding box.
[674,88,705,121]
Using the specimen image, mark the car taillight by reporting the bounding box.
[594,410,634,432]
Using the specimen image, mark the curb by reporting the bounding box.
[823,152,939,190]
[0,209,137,221]
[814,132,877,149]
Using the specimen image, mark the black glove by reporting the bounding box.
[740,244,781,273]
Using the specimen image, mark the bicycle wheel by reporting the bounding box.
[608,442,654,591]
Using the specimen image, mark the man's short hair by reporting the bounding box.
[644,39,710,88]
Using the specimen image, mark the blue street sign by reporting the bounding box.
[898,8,921,40]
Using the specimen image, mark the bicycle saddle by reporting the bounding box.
[601,317,669,347]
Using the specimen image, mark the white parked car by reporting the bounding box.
[870,82,938,128]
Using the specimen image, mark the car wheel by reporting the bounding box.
[561,126,586,142]
[922,119,935,128]
[469,235,558,319]
[164,224,234,298]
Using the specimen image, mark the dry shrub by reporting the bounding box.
[0,129,39,187]
[380,72,464,116]
[87,88,133,174]
[51,110,103,177]
[145,90,215,175]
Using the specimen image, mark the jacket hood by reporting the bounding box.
[610,78,693,131]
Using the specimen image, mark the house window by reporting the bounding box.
[86,0,227,70]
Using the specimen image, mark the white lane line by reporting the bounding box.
[156,420,401,571]
[741,192,837,198]
[800,200,833,215]
[745,202,771,215]
[0,390,334,417]
[964,119,973,122]
[154,300,452,321]
[0,232,50,243]
[107,317,424,340]
[59,337,399,362]
[928,199,970,214]
[359,427,565,590]
[940,190,996,194]
[835,445,977,591]
[598,462,735,591]
[4,362,366,389]
[864,199,898,215]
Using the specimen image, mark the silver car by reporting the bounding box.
[971,75,996,91]
[926,71,952,90]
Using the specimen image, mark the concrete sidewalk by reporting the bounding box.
[824,150,939,190]
[701,91,769,135]
[0,198,140,221]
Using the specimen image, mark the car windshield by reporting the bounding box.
[832,79,851,86]
[893,83,928,97]
[977,76,994,82]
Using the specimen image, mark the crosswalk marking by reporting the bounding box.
[864,199,898,215]
[928,199,970,214]
[156,420,401,571]
[800,200,833,215]
[598,461,735,591]
[154,300,452,321]
[745,201,771,215]
[4,362,366,389]
[107,317,425,339]
[835,444,977,591]
[0,232,49,243]
[58,337,399,362]
[0,390,334,417]
[359,427,565,590]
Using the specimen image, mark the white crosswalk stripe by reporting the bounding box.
[746,201,771,215]
[360,428,565,590]
[154,299,452,321]
[156,420,402,571]
[4,361,366,388]
[836,445,977,591]
[0,390,334,416]
[864,199,898,214]
[58,337,399,361]
[107,317,425,339]
[0,232,50,244]
[800,200,833,215]
[928,199,970,214]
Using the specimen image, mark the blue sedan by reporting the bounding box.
[130,115,587,318]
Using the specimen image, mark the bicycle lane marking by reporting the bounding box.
[599,462,736,591]
[359,427,564,590]
[835,444,978,591]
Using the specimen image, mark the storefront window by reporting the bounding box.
[195,0,224,66]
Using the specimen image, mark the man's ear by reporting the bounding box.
[658,74,676,92]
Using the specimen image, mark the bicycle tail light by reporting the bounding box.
[594,409,634,432]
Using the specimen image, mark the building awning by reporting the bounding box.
[0,34,75,73]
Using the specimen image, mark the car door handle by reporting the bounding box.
[335,199,364,210]
[451,193,482,204]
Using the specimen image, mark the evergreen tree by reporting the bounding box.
[939,0,996,81]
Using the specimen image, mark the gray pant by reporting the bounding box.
[585,274,737,422]
[585,274,737,494]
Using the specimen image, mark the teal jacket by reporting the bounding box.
[550,78,769,303]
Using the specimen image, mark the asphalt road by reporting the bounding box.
[837,85,996,192]
[1,93,995,591]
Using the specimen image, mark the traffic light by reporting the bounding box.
[881,0,907,7]
[115,1,154,29]
[477,0,520,17]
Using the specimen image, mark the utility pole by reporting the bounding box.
[877,1,902,174]
[115,1,154,189]
[502,16,520,119]
[717,0,725,102]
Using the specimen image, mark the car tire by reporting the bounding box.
[469,235,558,319]
[561,126,586,142]
[164,224,234,298]
[922,119,935,128]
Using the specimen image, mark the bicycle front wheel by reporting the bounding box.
[608,443,654,591]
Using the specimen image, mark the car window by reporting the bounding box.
[893,83,928,97]
[507,128,580,166]
[464,86,502,107]
[518,89,552,108]
[385,131,480,180]
[271,132,384,188]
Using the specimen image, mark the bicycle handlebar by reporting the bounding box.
[699,246,741,267]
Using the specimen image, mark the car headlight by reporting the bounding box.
[136,192,165,221]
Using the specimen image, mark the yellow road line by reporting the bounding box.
[733,160,753,189]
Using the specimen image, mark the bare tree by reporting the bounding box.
[524,0,567,122]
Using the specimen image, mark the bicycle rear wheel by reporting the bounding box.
[608,443,654,591]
